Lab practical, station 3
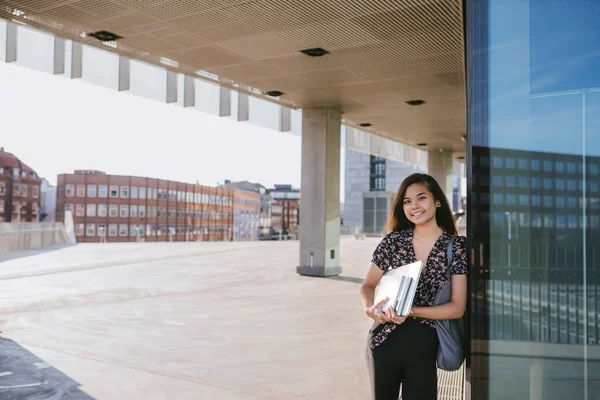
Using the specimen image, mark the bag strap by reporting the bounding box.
[446,236,456,280]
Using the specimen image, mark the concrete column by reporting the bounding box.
[118,56,130,91]
[166,71,178,103]
[219,87,231,117]
[279,106,291,132]
[53,38,65,74]
[297,107,342,277]
[428,149,454,210]
[237,92,249,121]
[1,22,17,63]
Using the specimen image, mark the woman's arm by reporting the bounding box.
[411,274,467,320]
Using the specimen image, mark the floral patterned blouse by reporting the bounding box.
[369,228,468,349]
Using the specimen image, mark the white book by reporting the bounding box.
[374,260,424,317]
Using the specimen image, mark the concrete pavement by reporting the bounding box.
[0,239,381,399]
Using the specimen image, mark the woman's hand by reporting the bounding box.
[384,305,408,325]
[365,297,392,324]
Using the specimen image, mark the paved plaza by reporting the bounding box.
[0,239,463,399]
[0,238,379,399]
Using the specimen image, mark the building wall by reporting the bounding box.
[233,190,261,241]
[55,171,234,243]
[0,167,42,223]
[343,149,370,229]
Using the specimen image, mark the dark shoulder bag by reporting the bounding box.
[432,236,466,371]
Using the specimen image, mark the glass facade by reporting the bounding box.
[467,0,600,399]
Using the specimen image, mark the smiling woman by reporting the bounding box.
[360,173,467,400]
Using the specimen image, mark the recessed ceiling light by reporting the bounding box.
[406,100,426,106]
[358,123,372,127]
[300,47,330,57]
[88,31,122,42]
[265,90,284,97]
[417,143,427,146]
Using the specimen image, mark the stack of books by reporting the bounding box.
[374,261,424,317]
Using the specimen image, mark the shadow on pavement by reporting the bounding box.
[0,244,72,264]
[327,275,364,284]
[0,337,95,399]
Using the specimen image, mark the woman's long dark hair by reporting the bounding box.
[386,173,457,235]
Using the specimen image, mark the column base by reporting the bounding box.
[296,265,342,277]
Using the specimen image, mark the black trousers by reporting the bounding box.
[366,318,439,400]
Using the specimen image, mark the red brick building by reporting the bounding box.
[0,147,43,223]
[56,170,234,242]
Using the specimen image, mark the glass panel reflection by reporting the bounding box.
[468,0,600,399]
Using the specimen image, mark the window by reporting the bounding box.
[543,196,553,208]
[506,194,517,205]
[556,179,565,190]
[76,204,85,217]
[120,205,129,218]
[590,164,599,175]
[532,196,542,207]
[0,200,4,213]
[87,185,97,198]
[130,205,137,218]
[492,175,503,187]
[119,224,128,236]
[567,180,577,191]
[76,223,85,236]
[0,182,5,195]
[109,185,118,198]
[543,160,553,172]
[108,224,118,236]
[86,204,96,217]
[531,178,542,189]
[76,185,85,197]
[120,186,129,198]
[32,186,39,198]
[98,185,108,198]
[567,162,576,174]
[505,176,516,187]
[556,197,566,208]
[568,197,577,208]
[65,203,73,213]
[556,162,565,173]
[590,182,599,193]
[109,204,118,217]
[492,193,504,205]
[518,159,528,170]
[130,224,138,237]
[86,224,96,236]
[138,224,145,237]
[505,158,516,169]
[543,178,553,189]
[568,215,578,229]
[131,186,138,199]
[519,176,529,189]
[98,223,107,236]
[519,195,529,206]
[139,205,146,217]
[139,187,146,199]
[543,214,554,228]
[556,214,566,228]
[98,204,107,217]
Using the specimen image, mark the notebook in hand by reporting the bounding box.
[374,260,424,317]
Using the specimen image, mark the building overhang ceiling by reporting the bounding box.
[0,0,466,155]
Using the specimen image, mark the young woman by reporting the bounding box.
[360,173,468,400]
